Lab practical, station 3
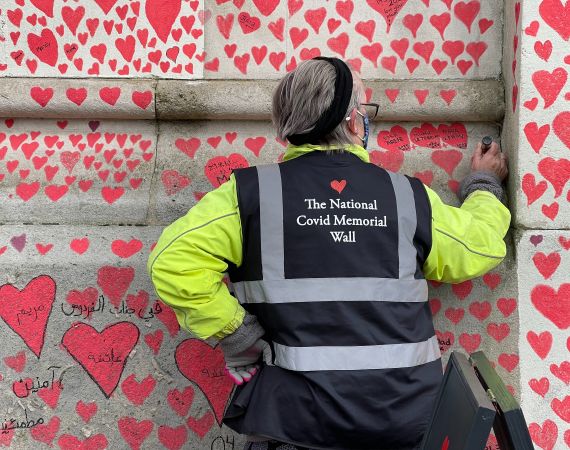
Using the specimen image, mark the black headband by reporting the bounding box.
[287,57,353,146]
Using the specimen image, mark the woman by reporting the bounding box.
[148,57,509,450]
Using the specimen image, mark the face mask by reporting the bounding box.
[357,111,370,149]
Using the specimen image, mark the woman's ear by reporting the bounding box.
[346,108,358,135]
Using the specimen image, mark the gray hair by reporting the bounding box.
[272,59,363,146]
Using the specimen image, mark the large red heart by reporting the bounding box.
[204,153,249,188]
[438,123,467,149]
[61,321,140,397]
[29,0,55,17]
[175,339,234,425]
[539,0,570,41]
[410,123,441,149]
[377,125,411,152]
[27,29,58,67]
[531,284,570,329]
[366,0,409,32]
[145,0,181,43]
[0,275,55,357]
[94,0,118,14]
[252,0,279,16]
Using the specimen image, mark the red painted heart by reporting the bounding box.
[528,420,558,450]
[0,275,55,357]
[175,339,233,425]
[96,266,135,307]
[27,29,58,66]
[367,0,410,33]
[431,149,463,177]
[29,0,55,17]
[533,252,561,279]
[438,123,468,149]
[204,153,249,188]
[145,0,181,43]
[118,417,153,450]
[553,111,570,150]
[531,284,570,329]
[537,157,570,198]
[539,0,570,41]
[61,321,140,397]
[532,67,567,109]
[377,125,411,152]
[410,123,441,149]
[527,331,552,359]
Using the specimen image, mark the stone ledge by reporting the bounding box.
[157,79,505,122]
[0,78,504,122]
[0,78,157,119]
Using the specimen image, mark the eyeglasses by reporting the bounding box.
[360,102,379,120]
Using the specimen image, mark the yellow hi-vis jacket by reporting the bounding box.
[147,144,511,340]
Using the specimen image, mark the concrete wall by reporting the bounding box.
[0,1,566,449]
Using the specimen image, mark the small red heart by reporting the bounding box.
[330,179,347,194]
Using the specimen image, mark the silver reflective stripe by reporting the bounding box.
[274,335,440,371]
[257,164,285,280]
[233,277,428,304]
[387,172,418,279]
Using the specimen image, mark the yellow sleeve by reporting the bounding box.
[422,186,511,283]
[147,174,245,340]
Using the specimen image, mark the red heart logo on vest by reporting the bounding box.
[330,179,347,194]
[0,275,55,357]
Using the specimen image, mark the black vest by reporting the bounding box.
[225,151,442,450]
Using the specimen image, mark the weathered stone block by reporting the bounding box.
[151,120,501,224]
[516,230,570,448]
[0,119,156,225]
[0,225,244,450]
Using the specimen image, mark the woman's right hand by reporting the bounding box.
[470,142,508,181]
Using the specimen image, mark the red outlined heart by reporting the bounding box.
[175,339,234,425]
[0,275,55,357]
[61,321,140,398]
